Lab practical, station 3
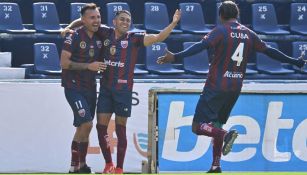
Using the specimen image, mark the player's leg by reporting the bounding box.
[207,121,223,173]
[114,116,128,174]
[219,92,240,156]
[96,86,115,173]
[113,90,132,174]
[64,89,95,173]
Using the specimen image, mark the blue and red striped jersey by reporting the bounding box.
[203,21,267,91]
[61,27,102,91]
[96,26,145,91]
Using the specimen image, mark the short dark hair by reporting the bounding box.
[81,3,99,16]
[218,1,239,20]
[114,10,131,18]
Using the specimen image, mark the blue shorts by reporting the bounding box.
[97,86,132,117]
[193,87,240,124]
[64,88,97,127]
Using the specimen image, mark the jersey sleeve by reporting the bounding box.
[251,31,268,52]
[62,32,77,53]
[132,32,145,47]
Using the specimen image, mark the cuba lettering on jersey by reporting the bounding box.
[204,21,267,91]
[96,26,145,91]
[61,27,102,91]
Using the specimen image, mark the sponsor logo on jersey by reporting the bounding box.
[121,40,128,48]
[80,41,86,49]
[223,71,243,78]
[104,39,110,46]
[110,45,116,55]
[104,59,125,67]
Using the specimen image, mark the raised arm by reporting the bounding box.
[143,9,181,46]
[60,18,84,37]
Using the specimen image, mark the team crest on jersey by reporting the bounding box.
[97,40,102,48]
[104,39,110,46]
[121,40,128,48]
[78,109,86,117]
[110,45,116,55]
[89,48,95,57]
[80,41,86,49]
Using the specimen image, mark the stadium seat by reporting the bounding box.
[106,2,145,33]
[292,42,307,73]
[33,2,62,33]
[179,3,210,34]
[256,42,294,74]
[0,3,35,33]
[145,42,184,74]
[134,64,148,74]
[33,43,61,75]
[183,42,209,74]
[70,3,85,22]
[144,2,182,33]
[252,3,289,34]
[290,3,307,35]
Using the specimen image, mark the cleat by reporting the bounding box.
[68,170,79,174]
[222,130,238,156]
[114,167,123,174]
[207,167,222,173]
[79,164,94,174]
[103,163,115,174]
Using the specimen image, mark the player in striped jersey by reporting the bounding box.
[157,1,306,173]
[63,8,181,174]
[60,4,106,173]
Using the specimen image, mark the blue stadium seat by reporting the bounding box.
[0,3,35,33]
[252,3,289,34]
[179,3,210,34]
[70,3,85,22]
[33,2,62,33]
[256,42,294,74]
[145,42,184,74]
[33,43,61,75]
[290,3,307,35]
[106,2,145,33]
[134,64,148,74]
[292,42,307,73]
[144,2,182,33]
[183,42,209,74]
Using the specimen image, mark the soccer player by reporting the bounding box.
[157,1,306,173]
[63,9,181,174]
[60,3,106,173]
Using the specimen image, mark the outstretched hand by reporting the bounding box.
[172,9,181,24]
[297,54,307,70]
[61,28,74,38]
[157,49,175,64]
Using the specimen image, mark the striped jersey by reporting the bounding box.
[203,21,267,91]
[96,26,145,91]
[61,27,102,91]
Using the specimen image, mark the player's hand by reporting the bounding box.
[157,49,175,64]
[61,27,74,38]
[297,54,307,70]
[172,9,181,24]
[87,61,107,72]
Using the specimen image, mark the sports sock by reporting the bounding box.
[96,124,113,163]
[70,141,80,171]
[116,124,127,169]
[196,122,226,138]
[79,142,88,167]
[212,137,223,167]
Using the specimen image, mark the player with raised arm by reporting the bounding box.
[60,3,106,173]
[63,8,181,174]
[157,1,306,173]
